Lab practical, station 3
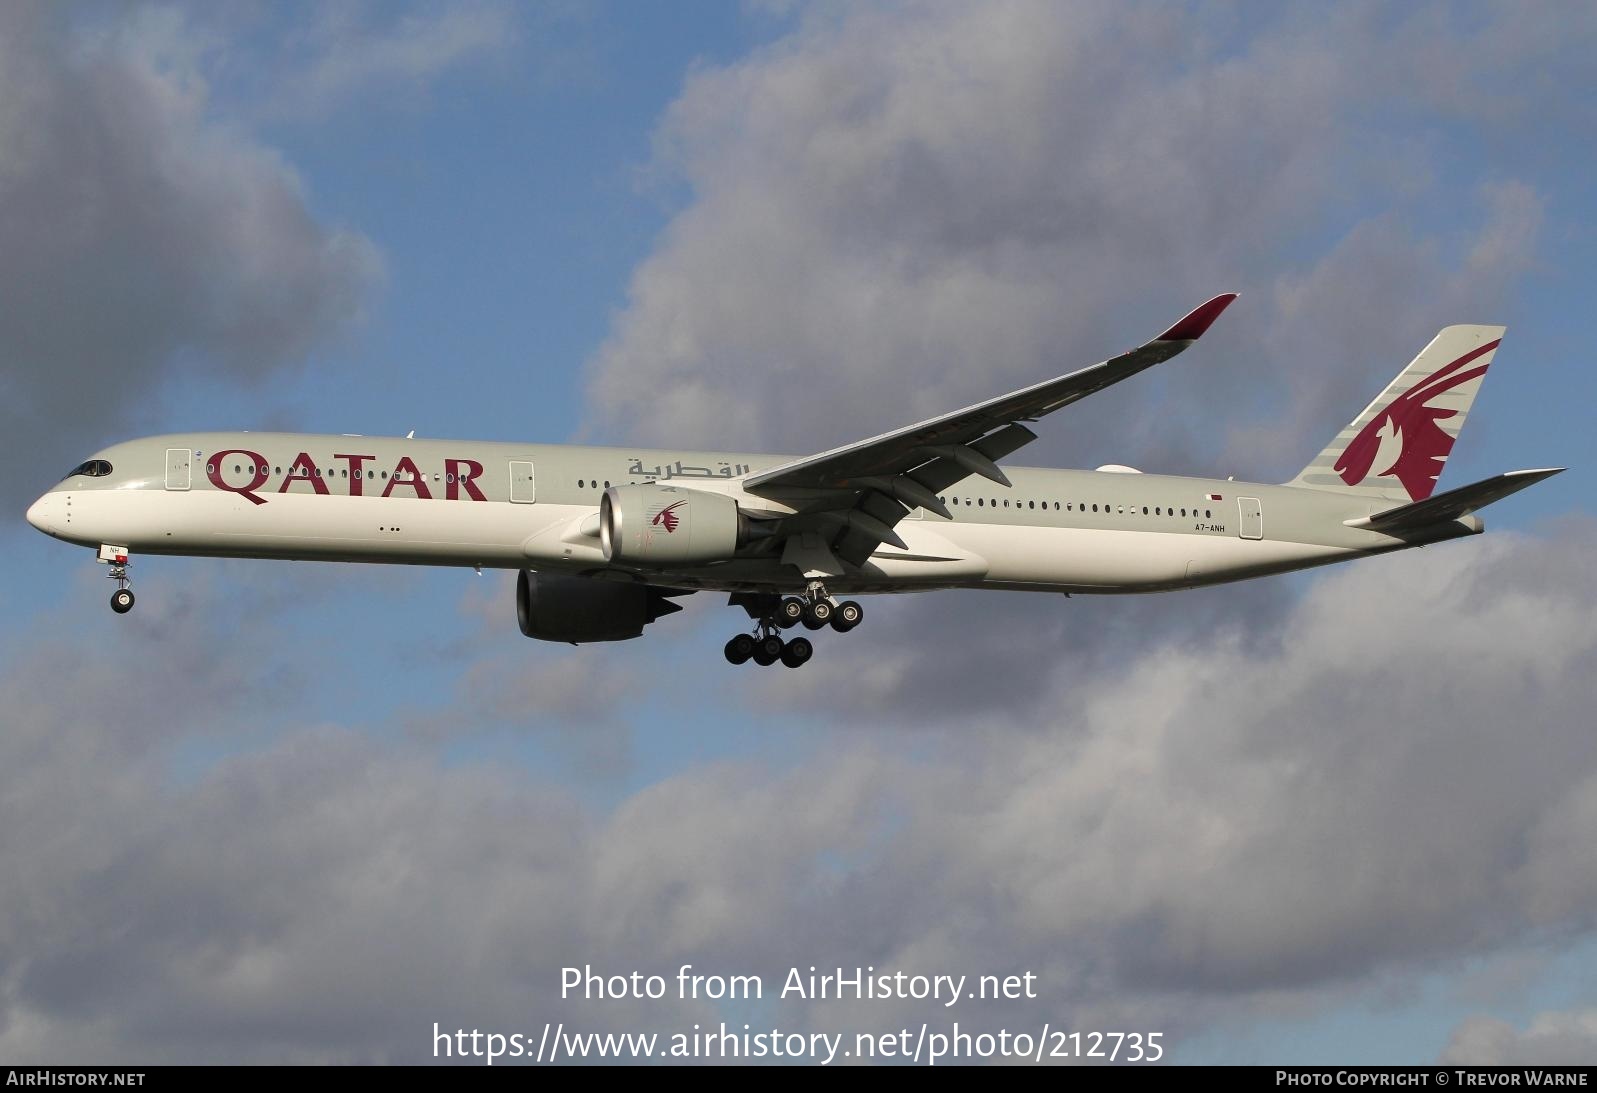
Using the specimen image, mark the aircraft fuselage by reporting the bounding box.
[26,431,1474,597]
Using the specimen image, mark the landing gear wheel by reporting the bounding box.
[802,599,832,630]
[777,597,805,629]
[110,588,135,614]
[780,636,814,668]
[753,634,784,666]
[831,600,863,632]
[724,634,756,665]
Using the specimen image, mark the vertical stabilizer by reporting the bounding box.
[1288,325,1503,502]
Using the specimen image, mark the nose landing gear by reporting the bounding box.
[723,586,864,668]
[99,545,135,614]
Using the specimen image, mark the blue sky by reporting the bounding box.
[3,0,1596,1066]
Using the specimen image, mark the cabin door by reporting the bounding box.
[1238,496,1263,540]
[509,461,536,503]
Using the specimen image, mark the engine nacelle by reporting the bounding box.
[516,570,682,643]
[600,484,747,566]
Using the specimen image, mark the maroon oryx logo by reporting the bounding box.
[651,500,687,533]
[1334,339,1497,501]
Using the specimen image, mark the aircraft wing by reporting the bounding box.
[743,293,1238,569]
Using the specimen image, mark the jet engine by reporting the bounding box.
[516,570,684,643]
[600,484,749,566]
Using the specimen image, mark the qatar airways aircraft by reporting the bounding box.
[26,293,1560,668]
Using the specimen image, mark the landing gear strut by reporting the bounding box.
[723,586,864,668]
[101,545,135,614]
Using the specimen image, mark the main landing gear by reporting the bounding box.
[724,585,864,669]
[98,545,136,614]
[724,630,813,669]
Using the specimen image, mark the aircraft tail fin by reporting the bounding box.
[1288,325,1504,502]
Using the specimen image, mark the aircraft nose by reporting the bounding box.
[26,494,53,534]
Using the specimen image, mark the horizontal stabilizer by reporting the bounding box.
[1347,468,1564,534]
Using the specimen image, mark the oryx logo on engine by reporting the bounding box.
[651,499,687,533]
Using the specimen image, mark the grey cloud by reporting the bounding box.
[746,575,1295,728]
[577,0,1568,736]
[583,1,1558,485]
[1442,1010,1597,1066]
[0,2,381,514]
[403,641,644,776]
[1228,181,1545,482]
[6,524,1597,1062]
[6,2,1594,1065]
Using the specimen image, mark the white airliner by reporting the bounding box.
[27,294,1561,668]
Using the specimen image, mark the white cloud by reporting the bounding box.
[266,3,521,119]
[1443,1010,1597,1066]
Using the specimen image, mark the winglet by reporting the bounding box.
[1157,292,1239,342]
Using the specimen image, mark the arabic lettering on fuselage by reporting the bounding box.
[626,458,750,481]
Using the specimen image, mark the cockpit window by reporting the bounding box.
[64,459,113,480]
